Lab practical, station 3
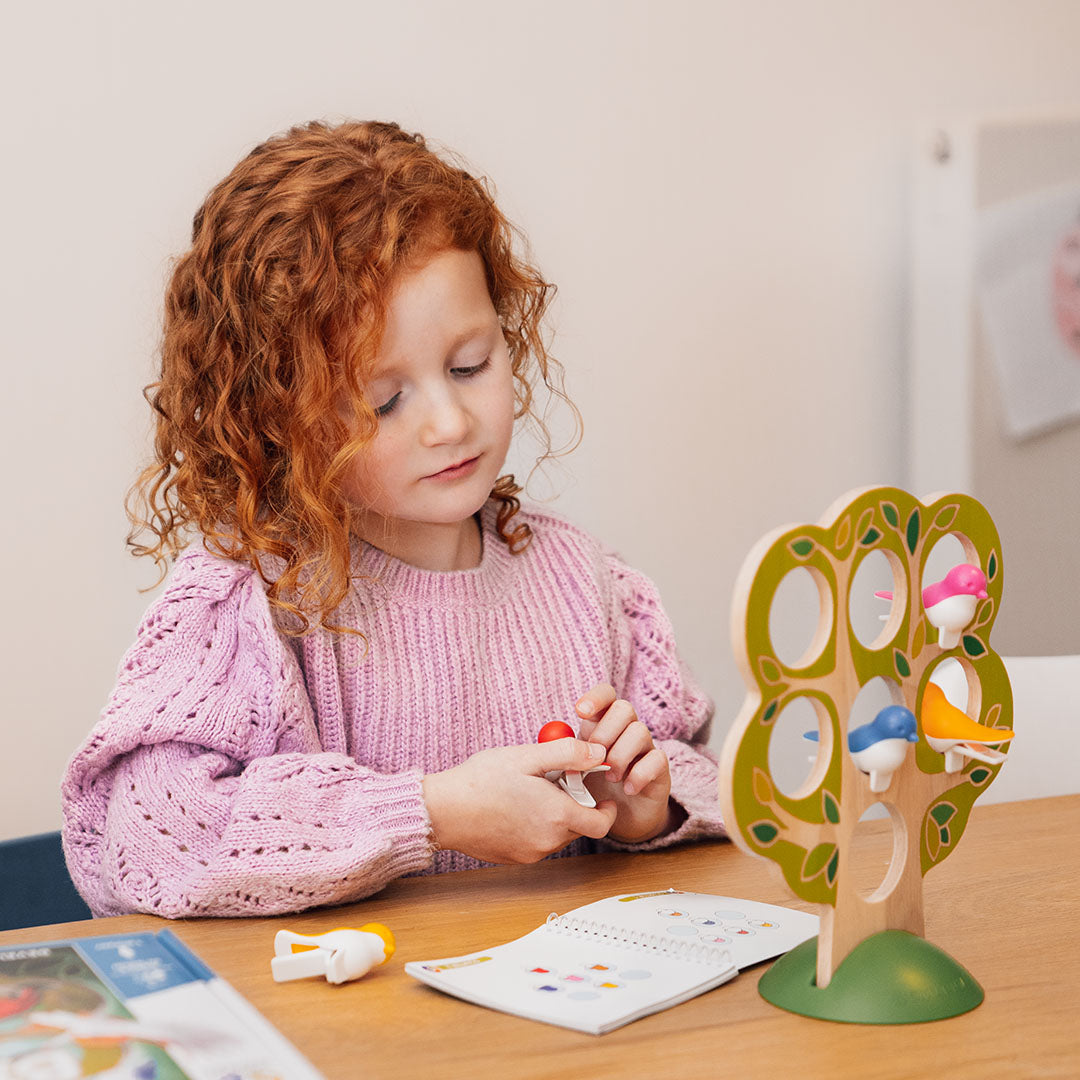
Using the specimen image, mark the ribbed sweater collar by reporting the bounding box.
[349,502,517,610]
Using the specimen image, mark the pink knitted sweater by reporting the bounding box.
[62,503,725,917]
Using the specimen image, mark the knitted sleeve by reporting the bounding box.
[61,551,434,918]
[602,552,728,849]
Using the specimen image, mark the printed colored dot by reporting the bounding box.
[692,917,718,926]
[568,991,601,1001]
[530,967,551,973]
[563,974,586,982]
[536,984,560,993]
[658,908,688,918]
[597,981,622,989]
[587,964,611,971]
[619,969,653,980]
[728,928,755,936]
[749,919,779,929]
[702,935,731,945]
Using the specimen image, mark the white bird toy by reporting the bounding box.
[805,705,919,793]
[271,924,395,985]
[876,563,988,649]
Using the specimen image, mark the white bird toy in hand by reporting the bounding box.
[876,563,988,649]
[271,925,395,985]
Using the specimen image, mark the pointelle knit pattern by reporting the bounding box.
[62,502,726,917]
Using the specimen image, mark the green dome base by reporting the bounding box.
[758,931,984,1024]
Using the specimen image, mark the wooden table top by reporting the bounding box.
[3,795,1077,1079]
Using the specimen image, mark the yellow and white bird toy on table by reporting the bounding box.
[271,925,395,985]
[719,486,1014,1024]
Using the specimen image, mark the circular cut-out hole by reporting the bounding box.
[769,567,832,668]
[850,549,906,648]
[846,677,912,796]
[929,657,969,711]
[768,696,831,798]
[850,803,907,900]
[921,532,974,599]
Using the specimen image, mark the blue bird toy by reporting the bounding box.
[805,705,918,793]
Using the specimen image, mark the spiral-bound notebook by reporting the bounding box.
[405,889,819,1034]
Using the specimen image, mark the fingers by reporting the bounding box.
[564,798,618,840]
[621,746,669,797]
[530,737,607,776]
[574,682,617,734]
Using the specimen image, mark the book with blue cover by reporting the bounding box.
[0,928,323,1079]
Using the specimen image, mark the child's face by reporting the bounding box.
[344,248,516,544]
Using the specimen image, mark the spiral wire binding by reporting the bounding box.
[544,913,733,968]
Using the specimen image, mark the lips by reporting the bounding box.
[424,455,481,480]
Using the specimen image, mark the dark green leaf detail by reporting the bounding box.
[930,803,956,826]
[881,502,899,527]
[790,538,814,558]
[826,850,840,887]
[750,821,779,845]
[962,635,986,658]
[969,767,991,785]
[823,790,840,824]
[894,650,911,678]
[860,527,882,545]
[905,509,921,554]
[763,700,778,723]
[987,551,998,582]
[801,842,837,882]
[939,827,950,845]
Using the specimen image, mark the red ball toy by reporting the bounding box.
[537,720,575,743]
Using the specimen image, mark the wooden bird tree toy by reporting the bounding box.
[718,486,1014,1023]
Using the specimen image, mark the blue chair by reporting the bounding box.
[0,831,93,931]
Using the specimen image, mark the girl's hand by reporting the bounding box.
[576,684,677,843]
[422,740,617,864]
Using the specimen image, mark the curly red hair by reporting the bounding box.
[128,120,575,632]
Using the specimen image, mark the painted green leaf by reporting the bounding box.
[881,502,899,527]
[962,635,986,658]
[932,504,959,531]
[763,700,778,723]
[826,850,840,887]
[969,767,991,785]
[758,656,783,684]
[930,803,956,825]
[801,842,837,882]
[822,790,840,824]
[752,768,774,805]
[750,821,779,846]
[835,515,851,553]
[939,826,950,845]
[894,650,911,678]
[860,527,882,545]
[790,537,814,558]
[912,618,926,658]
[987,550,998,582]
[905,508,921,554]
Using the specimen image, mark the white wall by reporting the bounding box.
[4,0,1080,840]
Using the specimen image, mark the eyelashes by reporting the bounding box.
[374,393,401,417]
[372,357,491,418]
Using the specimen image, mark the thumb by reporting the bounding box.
[530,737,607,775]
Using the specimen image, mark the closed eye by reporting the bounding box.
[374,392,401,417]
[450,357,491,379]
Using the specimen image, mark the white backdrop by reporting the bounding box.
[5,0,1080,839]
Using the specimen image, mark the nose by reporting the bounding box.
[418,384,470,447]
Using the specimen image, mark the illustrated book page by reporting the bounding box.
[405,889,819,1034]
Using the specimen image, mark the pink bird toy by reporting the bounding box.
[876,563,988,649]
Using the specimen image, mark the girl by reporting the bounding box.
[61,120,726,918]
